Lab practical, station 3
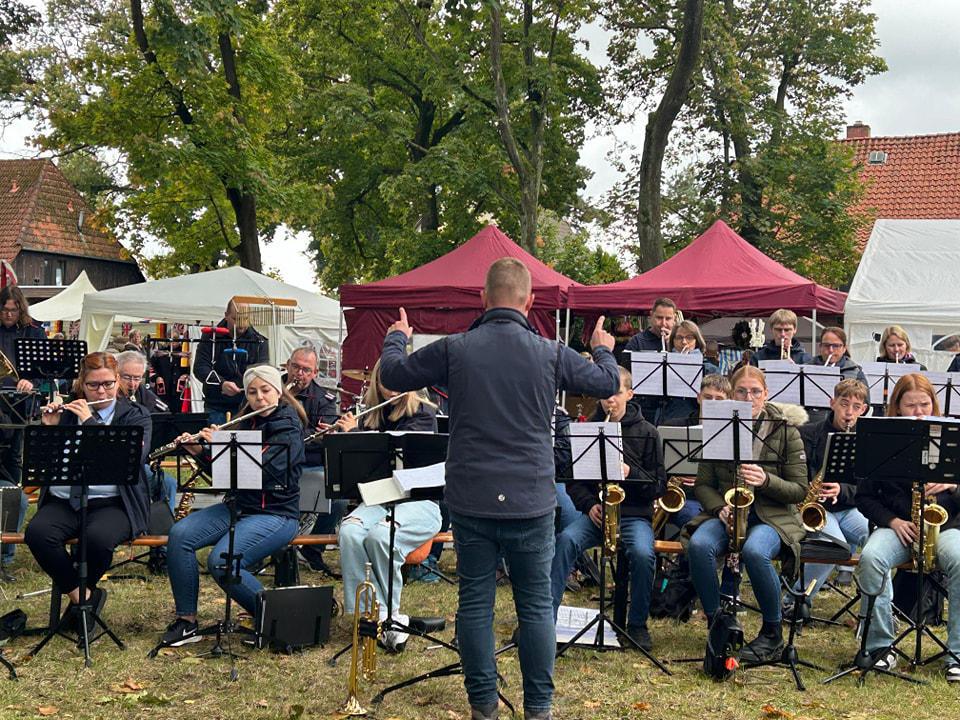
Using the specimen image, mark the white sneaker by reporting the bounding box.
[872,650,897,671]
[946,664,960,683]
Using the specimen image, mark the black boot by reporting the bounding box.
[740,621,784,663]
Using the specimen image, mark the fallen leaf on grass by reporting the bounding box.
[110,678,145,694]
[255,700,269,708]
[583,699,602,709]
[632,702,652,711]
[38,707,59,717]
[761,704,794,719]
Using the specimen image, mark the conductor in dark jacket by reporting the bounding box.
[25,352,152,627]
[550,366,666,651]
[193,300,268,424]
[379,258,620,720]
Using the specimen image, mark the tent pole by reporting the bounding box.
[337,308,343,382]
[564,308,571,346]
[811,309,818,355]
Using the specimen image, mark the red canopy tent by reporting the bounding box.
[567,220,847,316]
[339,225,579,376]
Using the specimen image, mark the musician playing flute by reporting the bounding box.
[159,365,304,647]
[25,352,152,635]
[875,325,927,369]
[550,366,666,651]
[378,258,618,720]
[748,309,814,365]
[853,373,960,679]
[335,359,439,652]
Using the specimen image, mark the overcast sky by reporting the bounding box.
[2,0,959,291]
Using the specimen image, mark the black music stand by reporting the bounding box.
[824,417,960,686]
[629,351,703,425]
[758,363,840,409]
[0,389,40,426]
[15,338,86,405]
[22,424,143,667]
[147,430,289,682]
[554,423,671,675]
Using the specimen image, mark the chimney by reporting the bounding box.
[846,121,871,140]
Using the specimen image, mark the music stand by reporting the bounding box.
[824,417,960,686]
[22,424,144,667]
[0,390,41,426]
[927,371,960,419]
[147,430,289,682]
[553,421,671,674]
[15,338,87,405]
[758,361,840,408]
[861,362,916,413]
[630,350,703,424]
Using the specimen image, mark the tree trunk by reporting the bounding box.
[227,188,262,271]
[635,0,705,271]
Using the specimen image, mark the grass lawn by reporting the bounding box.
[0,547,957,720]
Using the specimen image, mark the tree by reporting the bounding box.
[0,0,39,97]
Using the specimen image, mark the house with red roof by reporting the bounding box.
[0,159,144,302]
[840,122,960,250]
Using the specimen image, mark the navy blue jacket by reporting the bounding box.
[750,339,814,365]
[38,398,153,536]
[799,411,858,512]
[289,378,339,466]
[379,307,620,520]
[874,355,927,371]
[949,355,960,373]
[566,404,666,520]
[193,320,269,412]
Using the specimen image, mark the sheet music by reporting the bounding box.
[758,360,802,404]
[666,351,704,399]
[393,462,446,492]
[862,362,917,405]
[800,364,842,407]
[700,400,753,462]
[569,422,624,482]
[630,351,669,397]
[211,430,263,490]
[658,424,702,475]
[924,371,960,418]
[758,361,840,407]
[555,604,620,647]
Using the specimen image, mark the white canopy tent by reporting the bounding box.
[29,271,98,322]
[78,266,343,370]
[846,219,960,371]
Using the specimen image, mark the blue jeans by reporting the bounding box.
[167,503,298,615]
[0,481,28,563]
[800,507,869,600]
[451,511,555,715]
[339,501,441,617]
[672,497,702,531]
[689,518,784,622]
[554,484,579,533]
[855,527,960,658]
[551,514,655,627]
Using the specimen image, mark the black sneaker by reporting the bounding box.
[161,618,202,647]
[626,624,653,651]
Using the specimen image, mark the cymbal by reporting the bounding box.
[342,369,372,382]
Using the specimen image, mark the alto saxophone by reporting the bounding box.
[602,484,625,555]
[652,478,686,535]
[798,464,827,533]
[912,485,948,571]
[340,563,380,716]
[724,486,754,553]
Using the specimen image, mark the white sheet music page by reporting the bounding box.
[862,362,916,405]
[758,360,801,404]
[666,351,704,399]
[700,400,753,462]
[569,422,624,482]
[630,351,668,397]
[801,364,842,408]
[211,430,263,490]
[925,372,960,418]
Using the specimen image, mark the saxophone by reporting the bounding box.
[602,484,625,555]
[798,464,827,533]
[724,486,754,553]
[651,478,686,535]
[340,563,379,716]
[912,485,948,571]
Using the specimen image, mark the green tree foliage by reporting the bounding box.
[537,212,627,286]
[604,0,884,285]
[0,0,39,96]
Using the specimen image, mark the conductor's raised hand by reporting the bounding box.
[590,316,614,352]
[387,307,413,339]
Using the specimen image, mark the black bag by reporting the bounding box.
[892,570,945,626]
[0,609,27,645]
[703,609,743,680]
[273,547,301,588]
[649,562,697,622]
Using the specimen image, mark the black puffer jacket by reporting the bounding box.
[799,411,858,512]
[193,320,269,412]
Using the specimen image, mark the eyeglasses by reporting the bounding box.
[84,380,117,391]
[733,387,765,399]
[119,374,143,383]
[820,342,844,350]
[287,362,316,375]
[0,307,19,315]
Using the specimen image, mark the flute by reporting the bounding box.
[148,402,278,461]
[42,397,114,414]
[661,329,668,353]
[303,394,404,444]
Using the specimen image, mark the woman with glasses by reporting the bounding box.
[806,327,867,384]
[661,320,720,424]
[685,365,808,663]
[24,352,152,632]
